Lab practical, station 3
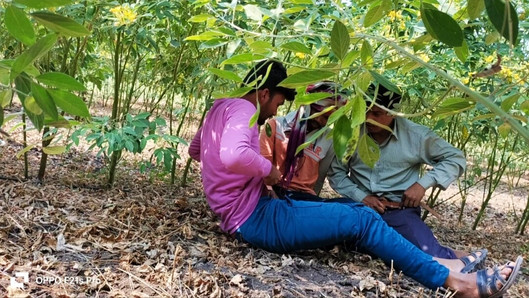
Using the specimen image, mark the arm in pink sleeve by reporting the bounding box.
[188,127,202,161]
[219,105,271,178]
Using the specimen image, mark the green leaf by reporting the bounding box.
[421,5,464,47]
[357,134,380,168]
[249,100,260,128]
[1,89,12,108]
[31,83,59,120]
[454,40,469,62]
[485,0,519,45]
[189,14,213,22]
[24,96,43,115]
[497,122,510,138]
[5,5,36,46]
[468,0,485,19]
[278,70,335,88]
[294,92,333,106]
[485,31,500,44]
[360,40,374,67]
[520,100,529,114]
[296,126,327,155]
[280,42,312,55]
[363,0,391,28]
[368,71,401,94]
[16,144,36,159]
[350,96,367,127]
[433,97,474,118]
[36,72,86,91]
[221,53,264,65]
[208,68,243,83]
[333,115,352,161]
[501,93,520,112]
[47,89,90,118]
[14,0,74,8]
[12,34,58,77]
[31,12,90,37]
[42,145,66,155]
[331,21,350,60]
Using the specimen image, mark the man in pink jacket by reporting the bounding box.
[188,60,521,297]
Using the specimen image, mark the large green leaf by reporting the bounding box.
[30,83,58,120]
[357,134,379,168]
[485,0,519,46]
[12,34,58,78]
[333,115,352,161]
[433,97,474,118]
[36,72,86,91]
[14,0,74,8]
[468,0,485,19]
[421,5,463,47]
[208,68,243,83]
[454,40,469,62]
[331,21,350,60]
[47,89,90,118]
[350,96,367,127]
[363,0,392,28]
[360,40,373,68]
[278,70,335,88]
[501,93,520,112]
[280,42,312,55]
[31,12,90,37]
[5,5,36,46]
[42,145,66,155]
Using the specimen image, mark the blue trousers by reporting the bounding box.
[237,196,449,289]
[381,207,457,259]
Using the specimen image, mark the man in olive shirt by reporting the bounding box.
[328,84,466,259]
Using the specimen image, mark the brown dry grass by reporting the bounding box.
[1,104,528,297]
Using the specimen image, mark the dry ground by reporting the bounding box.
[1,107,529,297]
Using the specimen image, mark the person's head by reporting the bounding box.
[306,81,347,131]
[242,60,296,125]
[365,83,401,135]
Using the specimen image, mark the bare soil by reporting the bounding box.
[1,106,528,297]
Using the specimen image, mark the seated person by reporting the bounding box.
[328,83,467,260]
[189,60,522,298]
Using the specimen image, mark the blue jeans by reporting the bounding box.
[237,196,449,289]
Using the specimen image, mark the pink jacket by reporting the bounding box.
[189,98,271,234]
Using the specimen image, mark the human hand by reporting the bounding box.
[362,195,386,214]
[264,167,281,186]
[402,182,426,208]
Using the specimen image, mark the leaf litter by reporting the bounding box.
[0,116,528,297]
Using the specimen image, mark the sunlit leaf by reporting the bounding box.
[1,89,12,108]
[454,40,469,62]
[16,144,36,159]
[208,68,243,83]
[357,134,379,168]
[5,5,36,46]
[360,40,373,67]
[24,96,43,115]
[521,100,529,114]
[278,70,335,88]
[221,53,265,65]
[363,0,391,27]
[244,4,262,21]
[468,0,485,19]
[31,12,90,37]
[42,145,66,155]
[485,0,519,45]
[331,21,350,60]
[189,14,213,22]
[498,122,510,138]
[433,97,474,118]
[294,92,333,106]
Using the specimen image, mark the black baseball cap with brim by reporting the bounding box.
[366,83,402,109]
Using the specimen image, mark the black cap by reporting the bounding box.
[242,60,297,101]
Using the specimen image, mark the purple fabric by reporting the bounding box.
[381,207,457,259]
